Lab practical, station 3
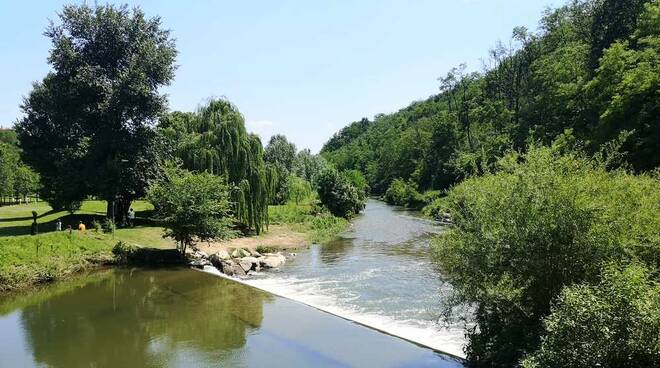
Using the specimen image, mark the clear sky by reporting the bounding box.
[0,0,560,152]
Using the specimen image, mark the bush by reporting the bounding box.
[112,241,138,263]
[148,165,234,254]
[316,168,365,218]
[91,220,102,233]
[383,178,424,208]
[523,264,660,368]
[434,144,660,366]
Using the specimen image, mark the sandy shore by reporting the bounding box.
[195,224,309,255]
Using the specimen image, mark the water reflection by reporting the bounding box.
[17,268,270,367]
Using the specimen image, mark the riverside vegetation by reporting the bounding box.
[1,1,659,367]
[319,1,660,367]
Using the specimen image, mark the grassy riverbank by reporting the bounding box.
[269,202,348,244]
[0,199,348,292]
[0,200,173,292]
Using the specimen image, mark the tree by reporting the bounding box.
[0,143,17,199]
[160,99,276,234]
[287,175,313,205]
[523,264,660,368]
[434,143,659,367]
[586,1,660,171]
[264,134,297,204]
[294,148,328,185]
[148,165,233,255]
[16,4,177,217]
[316,168,365,218]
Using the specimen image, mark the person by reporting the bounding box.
[127,208,135,227]
[55,219,62,232]
[78,221,86,232]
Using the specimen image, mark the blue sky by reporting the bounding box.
[0,0,560,152]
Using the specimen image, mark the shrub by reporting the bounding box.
[91,220,102,233]
[434,144,660,366]
[523,264,660,368]
[316,168,365,218]
[383,178,424,208]
[148,165,234,254]
[112,241,138,263]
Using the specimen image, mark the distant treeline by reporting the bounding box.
[321,0,658,194]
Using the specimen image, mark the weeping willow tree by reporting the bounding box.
[160,99,277,234]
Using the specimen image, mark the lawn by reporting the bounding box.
[0,200,173,247]
[0,200,175,291]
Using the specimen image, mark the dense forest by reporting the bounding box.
[321,1,659,367]
[322,0,658,195]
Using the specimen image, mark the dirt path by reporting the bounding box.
[196,224,309,255]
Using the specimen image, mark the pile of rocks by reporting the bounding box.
[188,248,287,277]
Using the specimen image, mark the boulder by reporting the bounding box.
[189,258,210,269]
[238,256,260,272]
[217,250,231,260]
[231,248,251,259]
[209,252,227,269]
[260,253,286,269]
[192,250,209,259]
[249,249,263,257]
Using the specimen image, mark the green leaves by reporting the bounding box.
[148,165,233,253]
[434,144,660,366]
[17,3,177,214]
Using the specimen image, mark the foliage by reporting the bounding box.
[0,142,40,200]
[341,169,369,198]
[16,3,176,217]
[294,148,328,185]
[321,0,660,195]
[287,175,314,205]
[433,143,660,367]
[316,168,366,218]
[264,134,298,204]
[268,201,348,244]
[159,99,276,234]
[383,178,424,208]
[147,165,234,254]
[522,264,660,368]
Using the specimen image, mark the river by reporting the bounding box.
[245,199,466,357]
[0,200,466,367]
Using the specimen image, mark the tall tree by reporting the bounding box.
[264,134,297,204]
[160,99,276,234]
[16,4,176,217]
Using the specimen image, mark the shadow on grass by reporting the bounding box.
[0,214,158,237]
[0,210,61,223]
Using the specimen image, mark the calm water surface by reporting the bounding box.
[246,200,467,357]
[0,268,462,367]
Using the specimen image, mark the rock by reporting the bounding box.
[231,248,251,259]
[289,252,297,257]
[238,256,260,272]
[217,250,231,260]
[189,258,210,269]
[192,250,209,259]
[219,260,234,276]
[208,252,226,269]
[249,249,262,257]
[260,253,286,269]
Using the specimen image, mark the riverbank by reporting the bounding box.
[0,200,348,292]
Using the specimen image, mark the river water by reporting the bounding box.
[0,200,466,367]
[245,199,466,357]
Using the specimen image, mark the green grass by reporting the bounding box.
[268,202,348,244]
[0,200,174,292]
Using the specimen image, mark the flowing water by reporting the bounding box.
[0,199,466,367]
[0,268,462,367]
[245,199,467,357]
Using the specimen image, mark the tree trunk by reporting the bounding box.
[105,197,132,223]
